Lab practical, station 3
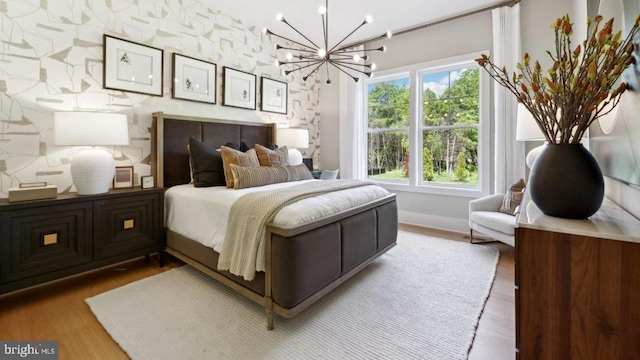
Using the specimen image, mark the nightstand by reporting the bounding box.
[0,187,164,294]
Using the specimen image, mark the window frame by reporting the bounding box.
[363,51,491,198]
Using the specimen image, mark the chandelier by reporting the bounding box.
[263,0,392,83]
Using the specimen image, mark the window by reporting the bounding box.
[364,53,490,197]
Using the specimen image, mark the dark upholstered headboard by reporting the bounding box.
[151,112,276,187]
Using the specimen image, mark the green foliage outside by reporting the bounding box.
[367,67,480,186]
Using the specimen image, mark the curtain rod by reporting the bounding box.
[356,0,522,46]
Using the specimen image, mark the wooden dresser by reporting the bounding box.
[0,187,164,295]
[515,194,640,359]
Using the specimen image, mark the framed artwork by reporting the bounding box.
[172,53,217,104]
[222,67,256,110]
[113,166,134,189]
[260,77,288,114]
[103,34,164,96]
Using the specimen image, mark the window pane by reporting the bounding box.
[368,78,410,129]
[367,131,409,183]
[422,128,478,186]
[423,68,479,127]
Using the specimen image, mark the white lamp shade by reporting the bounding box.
[277,128,309,149]
[54,112,129,145]
[54,112,129,195]
[516,104,544,141]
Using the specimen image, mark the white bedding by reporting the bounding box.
[164,180,389,252]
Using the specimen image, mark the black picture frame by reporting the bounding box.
[222,66,256,110]
[172,53,217,104]
[103,34,164,97]
[260,77,288,114]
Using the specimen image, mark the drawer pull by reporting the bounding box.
[123,219,135,230]
[43,233,58,245]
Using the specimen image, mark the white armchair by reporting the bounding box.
[468,193,517,247]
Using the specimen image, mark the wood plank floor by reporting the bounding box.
[0,226,515,359]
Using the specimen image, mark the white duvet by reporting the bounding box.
[164,179,390,252]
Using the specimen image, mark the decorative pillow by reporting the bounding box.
[224,142,241,151]
[230,164,289,189]
[188,137,226,187]
[285,164,314,182]
[220,145,260,188]
[255,144,289,166]
[500,178,526,215]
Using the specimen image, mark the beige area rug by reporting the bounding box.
[86,232,499,360]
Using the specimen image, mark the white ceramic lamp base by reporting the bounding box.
[288,148,303,166]
[71,149,116,195]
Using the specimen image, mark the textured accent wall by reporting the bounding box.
[0,0,321,197]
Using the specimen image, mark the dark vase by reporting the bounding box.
[528,143,604,219]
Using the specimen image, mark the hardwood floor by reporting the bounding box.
[0,226,515,360]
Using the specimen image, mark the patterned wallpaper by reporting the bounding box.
[0,0,321,198]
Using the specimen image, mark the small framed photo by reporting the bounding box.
[103,34,164,96]
[172,53,217,104]
[222,67,256,110]
[260,77,288,114]
[113,166,134,189]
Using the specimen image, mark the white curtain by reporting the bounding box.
[492,4,526,193]
[338,48,367,180]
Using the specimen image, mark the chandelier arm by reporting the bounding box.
[334,48,381,54]
[331,59,372,68]
[328,61,359,82]
[328,60,371,76]
[284,60,324,75]
[280,59,323,65]
[277,46,317,53]
[324,0,329,52]
[267,30,317,51]
[281,18,320,49]
[302,61,326,81]
[328,19,367,53]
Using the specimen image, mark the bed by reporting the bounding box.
[151,112,398,329]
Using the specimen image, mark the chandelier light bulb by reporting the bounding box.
[353,54,361,62]
[286,52,293,60]
[276,13,284,21]
[274,59,280,67]
[318,48,327,57]
[382,46,387,52]
[365,15,373,24]
[386,30,392,38]
[263,27,268,35]
[371,63,377,70]
[318,6,326,15]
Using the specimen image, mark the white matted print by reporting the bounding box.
[222,67,256,110]
[103,35,163,96]
[260,77,288,114]
[172,53,217,104]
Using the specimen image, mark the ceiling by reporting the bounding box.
[210,0,507,47]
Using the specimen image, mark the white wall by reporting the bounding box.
[318,66,341,171]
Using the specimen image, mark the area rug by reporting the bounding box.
[86,232,499,360]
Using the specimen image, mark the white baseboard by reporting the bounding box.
[398,210,469,235]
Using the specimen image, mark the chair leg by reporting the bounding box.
[470,229,474,244]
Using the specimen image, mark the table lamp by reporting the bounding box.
[516,104,545,168]
[277,128,309,166]
[54,112,129,195]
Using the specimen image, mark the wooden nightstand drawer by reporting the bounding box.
[0,202,93,283]
[93,193,161,260]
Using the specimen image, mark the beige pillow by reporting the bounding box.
[285,164,313,181]
[255,144,289,166]
[219,146,260,188]
[230,164,289,189]
[500,178,526,215]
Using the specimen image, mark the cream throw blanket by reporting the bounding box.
[217,180,373,281]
